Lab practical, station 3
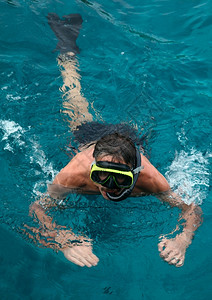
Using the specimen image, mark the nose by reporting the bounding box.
[104,176,117,189]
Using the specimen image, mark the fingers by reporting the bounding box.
[63,246,99,268]
[159,247,185,267]
[158,240,173,260]
[160,249,174,261]
[175,258,184,267]
[162,252,184,267]
[168,256,184,267]
[72,247,99,267]
[160,246,177,262]
[158,239,185,267]
[158,238,168,252]
[158,242,166,253]
[68,255,88,267]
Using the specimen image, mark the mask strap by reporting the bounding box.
[133,166,143,174]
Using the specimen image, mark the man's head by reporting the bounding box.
[92,133,137,199]
[93,132,136,167]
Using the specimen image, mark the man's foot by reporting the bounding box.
[47,13,83,54]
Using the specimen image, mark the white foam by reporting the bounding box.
[0,119,24,140]
[166,148,211,205]
[0,119,58,195]
[6,94,21,101]
[29,140,58,195]
[0,119,26,152]
[30,140,56,178]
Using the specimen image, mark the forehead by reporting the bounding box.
[96,154,127,165]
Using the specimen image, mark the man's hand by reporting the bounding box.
[158,232,192,267]
[157,191,202,267]
[55,231,99,267]
[24,224,99,268]
[62,242,99,267]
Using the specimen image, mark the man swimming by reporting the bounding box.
[28,13,202,268]
[30,132,202,268]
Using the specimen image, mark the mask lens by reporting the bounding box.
[114,174,132,187]
[97,171,110,181]
[90,162,133,188]
[115,173,127,184]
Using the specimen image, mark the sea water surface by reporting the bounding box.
[0,0,212,299]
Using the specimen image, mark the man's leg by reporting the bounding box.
[47,13,93,129]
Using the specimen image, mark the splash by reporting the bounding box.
[165,148,211,205]
[0,119,57,195]
[30,139,57,195]
[0,119,26,152]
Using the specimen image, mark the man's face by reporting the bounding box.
[93,155,129,200]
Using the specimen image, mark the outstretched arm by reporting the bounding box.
[157,190,203,267]
[27,195,99,267]
[138,156,203,267]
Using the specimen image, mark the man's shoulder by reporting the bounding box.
[53,148,94,188]
[53,169,85,188]
[137,154,170,193]
[66,147,94,172]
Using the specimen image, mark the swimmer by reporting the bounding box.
[28,14,202,268]
[30,132,202,268]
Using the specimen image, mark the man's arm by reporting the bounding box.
[158,190,203,236]
[157,190,203,267]
[139,156,203,267]
[27,195,99,267]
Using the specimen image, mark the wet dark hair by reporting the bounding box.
[93,132,136,167]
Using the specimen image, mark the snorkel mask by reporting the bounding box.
[90,148,142,202]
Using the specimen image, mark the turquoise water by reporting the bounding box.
[0,0,212,299]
